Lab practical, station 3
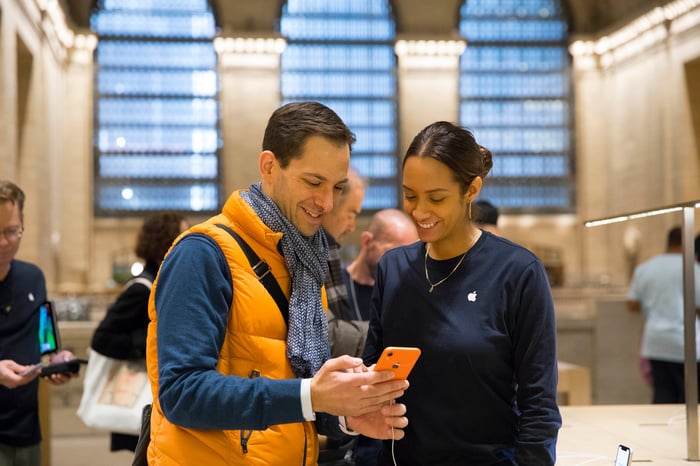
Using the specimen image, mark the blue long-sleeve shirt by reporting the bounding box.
[154,234,305,430]
[363,232,561,465]
[154,233,342,438]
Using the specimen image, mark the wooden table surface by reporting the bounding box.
[558,404,698,465]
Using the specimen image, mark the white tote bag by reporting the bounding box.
[77,348,152,435]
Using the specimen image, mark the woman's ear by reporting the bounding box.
[467,176,483,202]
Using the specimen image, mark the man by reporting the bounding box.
[343,209,418,322]
[341,209,418,466]
[323,167,366,325]
[146,102,408,465]
[318,167,366,466]
[0,180,77,466]
[628,226,700,403]
[472,199,500,235]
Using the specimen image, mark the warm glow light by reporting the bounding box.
[394,39,467,57]
[569,0,700,68]
[584,202,699,227]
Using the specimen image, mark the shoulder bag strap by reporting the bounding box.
[214,223,289,325]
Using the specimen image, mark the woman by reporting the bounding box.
[90,212,187,452]
[363,121,561,465]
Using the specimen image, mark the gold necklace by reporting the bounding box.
[424,244,468,293]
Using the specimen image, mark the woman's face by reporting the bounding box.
[402,156,471,248]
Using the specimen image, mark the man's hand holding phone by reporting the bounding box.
[41,350,84,385]
[0,360,41,389]
[343,346,421,439]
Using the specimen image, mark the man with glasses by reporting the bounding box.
[0,180,77,466]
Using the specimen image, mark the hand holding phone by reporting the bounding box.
[40,358,88,377]
[19,363,42,377]
[374,346,421,380]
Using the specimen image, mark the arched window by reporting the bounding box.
[91,0,220,215]
[280,0,398,210]
[460,0,574,212]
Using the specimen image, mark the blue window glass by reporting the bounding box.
[280,0,398,211]
[460,0,574,212]
[91,0,220,215]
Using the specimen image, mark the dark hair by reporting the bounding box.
[402,121,493,194]
[0,180,26,223]
[668,226,682,248]
[473,200,499,226]
[135,212,186,264]
[262,101,356,168]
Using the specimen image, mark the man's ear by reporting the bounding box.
[259,150,276,180]
[360,230,373,248]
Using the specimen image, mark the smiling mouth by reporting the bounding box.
[417,221,437,229]
[302,207,322,219]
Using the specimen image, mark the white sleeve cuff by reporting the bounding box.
[339,416,360,436]
[300,378,316,421]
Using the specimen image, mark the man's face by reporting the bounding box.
[0,201,22,269]
[321,182,364,242]
[263,135,351,237]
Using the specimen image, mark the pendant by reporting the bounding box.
[428,285,435,293]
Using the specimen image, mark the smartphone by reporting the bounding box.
[38,301,61,355]
[40,359,88,377]
[374,346,421,380]
[19,363,42,377]
[615,444,632,466]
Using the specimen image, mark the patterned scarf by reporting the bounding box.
[242,183,330,378]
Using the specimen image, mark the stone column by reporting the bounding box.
[395,37,466,155]
[215,35,286,194]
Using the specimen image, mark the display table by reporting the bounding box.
[557,361,591,405]
[558,404,697,465]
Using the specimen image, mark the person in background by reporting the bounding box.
[343,208,418,466]
[146,102,409,465]
[363,121,561,465]
[323,166,366,330]
[318,167,366,466]
[90,212,187,453]
[344,208,418,323]
[472,199,500,235]
[628,226,700,403]
[0,180,78,466]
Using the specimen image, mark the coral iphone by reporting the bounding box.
[374,346,421,380]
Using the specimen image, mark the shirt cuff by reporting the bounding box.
[300,378,316,421]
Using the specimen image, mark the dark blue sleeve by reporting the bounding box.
[155,234,304,430]
[511,260,562,465]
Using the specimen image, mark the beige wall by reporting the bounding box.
[1,0,699,294]
[574,21,700,286]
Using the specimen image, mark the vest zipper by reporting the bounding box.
[240,370,260,454]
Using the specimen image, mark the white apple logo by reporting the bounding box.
[467,291,477,302]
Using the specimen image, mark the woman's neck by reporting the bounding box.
[428,226,481,260]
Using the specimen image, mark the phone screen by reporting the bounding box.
[38,301,60,355]
[615,444,631,466]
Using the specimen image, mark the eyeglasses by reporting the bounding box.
[1,227,23,241]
